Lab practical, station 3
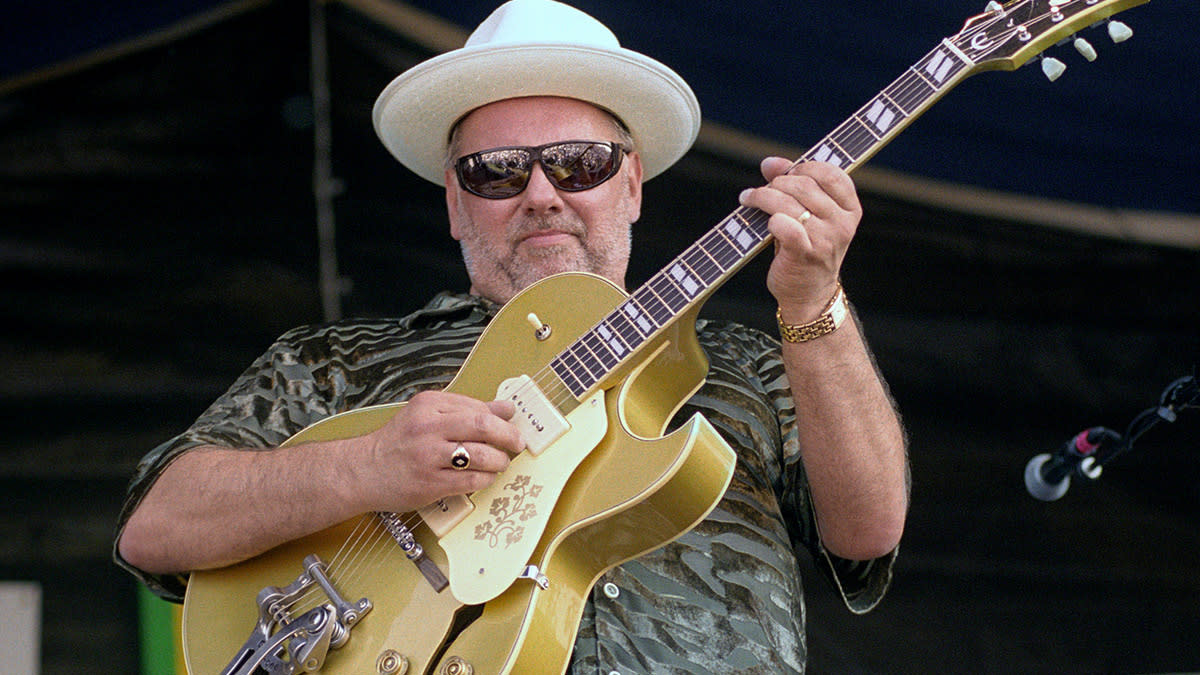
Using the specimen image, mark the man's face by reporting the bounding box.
[444,97,643,305]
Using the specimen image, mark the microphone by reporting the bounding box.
[1023,373,1197,502]
[1024,427,1115,501]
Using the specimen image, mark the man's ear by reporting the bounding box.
[625,151,645,223]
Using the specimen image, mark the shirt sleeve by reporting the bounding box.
[112,326,334,602]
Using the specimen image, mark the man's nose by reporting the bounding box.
[519,162,564,213]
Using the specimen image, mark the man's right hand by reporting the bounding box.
[352,390,525,514]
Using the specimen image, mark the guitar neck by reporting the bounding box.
[549,0,1148,402]
[546,41,978,401]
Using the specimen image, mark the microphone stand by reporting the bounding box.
[1025,372,1199,501]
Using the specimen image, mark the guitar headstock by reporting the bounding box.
[953,0,1149,77]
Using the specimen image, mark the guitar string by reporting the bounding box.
[285,513,385,615]
[286,510,411,618]
[274,515,362,616]
[294,519,387,615]
[331,516,396,600]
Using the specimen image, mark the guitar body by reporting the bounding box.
[182,272,738,674]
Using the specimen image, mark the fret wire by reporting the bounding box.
[631,285,673,325]
[610,305,647,345]
[569,341,604,383]
[558,352,590,392]
[823,140,854,169]
[914,47,955,88]
[550,354,586,396]
[740,207,772,236]
[690,234,729,280]
[574,333,606,373]
[889,71,934,115]
[851,110,885,141]
[648,272,690,312]
[581,330,620,370]
[560,346,592,382]
[827,118,873,165]
[595,319,634,361]
[677,250,721,287]
[664,261,702,301]
[878,89,909,115]
[723,210,767,252]
[887,80,926,118]
[620,297,658,337]
[825,123,854,155]
[644,284,676,323]
[708,227,744,268]
[908,64,939,90]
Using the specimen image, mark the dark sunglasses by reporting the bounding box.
[454,140,630,199]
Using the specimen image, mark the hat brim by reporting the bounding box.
[373,42,701,185]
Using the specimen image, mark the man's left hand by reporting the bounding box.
[738,158,861,324]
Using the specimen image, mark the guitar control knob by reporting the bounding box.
[440,656,474,675]
[377,650,409,674]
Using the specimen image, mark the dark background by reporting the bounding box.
[2,1,1197,672]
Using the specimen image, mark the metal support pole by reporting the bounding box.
[310,0,344,320]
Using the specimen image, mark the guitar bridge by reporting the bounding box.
[378,511,449,591]
[220,554,371,674]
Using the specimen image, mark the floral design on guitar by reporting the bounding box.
[474,475,544,548]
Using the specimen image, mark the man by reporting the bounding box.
[116,0,908,672]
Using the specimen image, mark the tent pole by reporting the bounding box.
[310,0,344,321]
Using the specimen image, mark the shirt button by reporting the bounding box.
[608,671,621,675]
[602,582,620,599]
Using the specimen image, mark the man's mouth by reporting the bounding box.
[519,230,576,246]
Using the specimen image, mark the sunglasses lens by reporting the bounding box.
[456,141,624,199]
[540,142,619,191]
[457,148,534,198]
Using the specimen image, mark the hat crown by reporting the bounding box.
[465,0,620,49]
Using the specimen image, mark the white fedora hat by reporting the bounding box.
[373,0,701,186]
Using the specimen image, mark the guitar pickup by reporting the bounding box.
[496,374,570,456]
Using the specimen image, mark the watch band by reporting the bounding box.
[776,282,848,343]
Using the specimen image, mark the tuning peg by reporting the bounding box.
[1041,55,1067,81]
[1073,37,1098,61]
[1107,19,1133,43]
[985,0,1003,12]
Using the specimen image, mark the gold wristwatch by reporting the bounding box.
[776,282,848,343]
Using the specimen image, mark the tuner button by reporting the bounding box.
[985,0,1002,12]
[1107,20,1133,43]
[1073,37,1098,62]
[1041,56,1067,82]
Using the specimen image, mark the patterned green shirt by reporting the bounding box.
[115,291,894,673]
